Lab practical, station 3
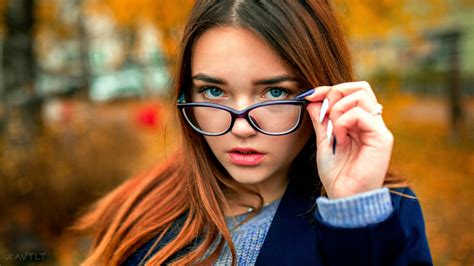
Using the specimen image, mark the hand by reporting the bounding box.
[304,81,394,199]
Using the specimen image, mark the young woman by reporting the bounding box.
[76,1,432,265]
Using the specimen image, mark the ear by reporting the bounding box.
[178,91,186,103]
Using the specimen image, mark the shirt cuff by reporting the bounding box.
[315,187,393,228]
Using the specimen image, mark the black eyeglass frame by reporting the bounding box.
[176,88,315,136]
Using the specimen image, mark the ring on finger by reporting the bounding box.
[370,103,383,116]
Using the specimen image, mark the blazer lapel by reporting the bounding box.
[255,175,319,265]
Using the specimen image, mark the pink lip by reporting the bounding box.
[228,152,265,166]
[227,147,265,166]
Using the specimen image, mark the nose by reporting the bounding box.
[230,117,258,137]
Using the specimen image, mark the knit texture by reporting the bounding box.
[207,198,281,265]
[316,187,393,228]
[205,188,392,265]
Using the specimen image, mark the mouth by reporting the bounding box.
[227,147,266,166]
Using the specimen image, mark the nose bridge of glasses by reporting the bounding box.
[231,103,275,133]
[236,111,248,118]
[231,101,259,118]
[231,104,259,132]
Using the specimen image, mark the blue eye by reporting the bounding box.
[200,87,224,99]
[265,88,289,99]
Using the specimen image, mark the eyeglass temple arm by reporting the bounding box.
[294,88,315,100]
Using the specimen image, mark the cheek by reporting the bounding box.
[296,115,313,145]
[203,136,227,155]
[267,125,312,157]
[291,117,313,144]
[288,122,312,155]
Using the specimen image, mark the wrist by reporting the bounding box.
[327,185,383,199]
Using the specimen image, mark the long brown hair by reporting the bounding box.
[74,1,407,265]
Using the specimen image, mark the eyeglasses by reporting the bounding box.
[177,88,315,136]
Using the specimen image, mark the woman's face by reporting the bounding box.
[190,26,312,193]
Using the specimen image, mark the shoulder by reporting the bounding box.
[389,187,420,208]
[389,187,427,229]
[122,213,190,265]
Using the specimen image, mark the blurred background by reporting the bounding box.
[0,0,472,265]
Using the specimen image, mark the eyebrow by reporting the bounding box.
[253,75,300,85]
[192,73,226,84]
[192,73,300,86]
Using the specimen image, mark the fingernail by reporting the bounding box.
[320,98,329,123]
[326,119,333,144]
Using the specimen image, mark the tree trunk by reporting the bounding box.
[2,0,40,151]
[443,31,464,140]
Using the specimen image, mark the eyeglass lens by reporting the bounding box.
[182,104,302,134]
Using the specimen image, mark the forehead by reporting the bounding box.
[191,26,293,80]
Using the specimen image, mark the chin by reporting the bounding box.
[226,168,270,186]
[232,176,267,185]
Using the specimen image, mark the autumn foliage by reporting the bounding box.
[82,0,194,57]
[0,0,473,265]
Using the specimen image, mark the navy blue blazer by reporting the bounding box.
[123,175,433,265]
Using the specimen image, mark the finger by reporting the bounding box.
[305,81,379,125]
[304,86,331,102]
[323,81,378,117]
[305,101,328,146]
[305,82,378,103]
[331,81,378,102]
[332,106,386,146]
[328,90,379,124]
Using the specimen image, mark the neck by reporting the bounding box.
[224,174,289,217]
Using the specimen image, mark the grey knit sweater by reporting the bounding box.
[207,198,282,265]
